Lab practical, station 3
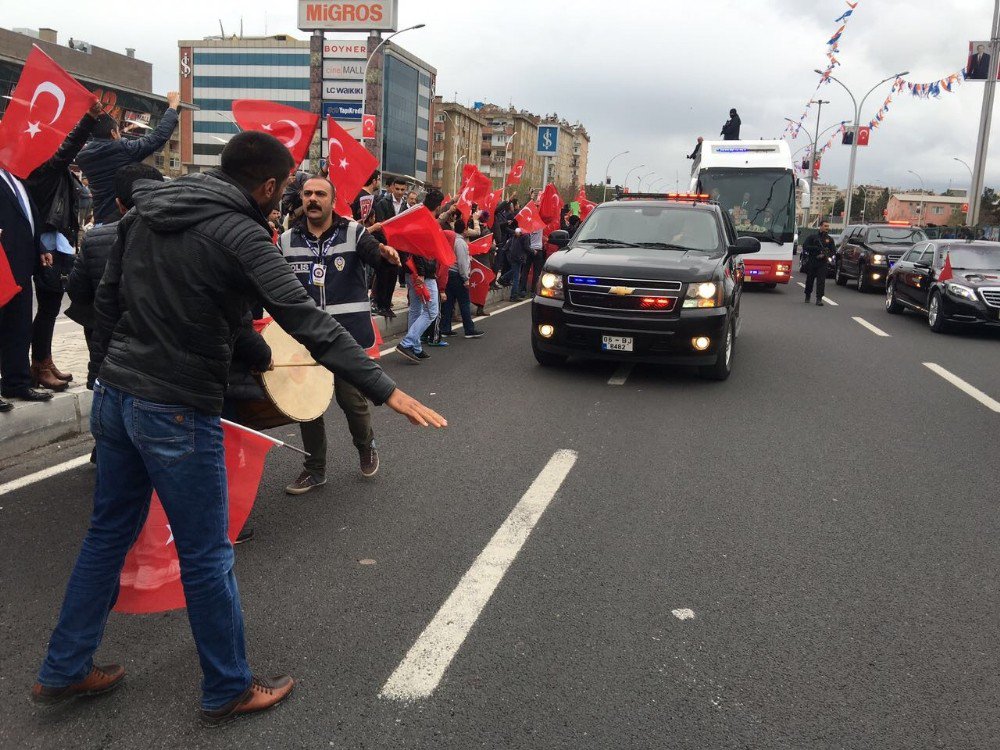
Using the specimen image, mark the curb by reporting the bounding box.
[0,287,514,462]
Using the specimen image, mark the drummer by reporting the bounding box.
[278,175,401,492]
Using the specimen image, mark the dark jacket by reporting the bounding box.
[93,169,397,415]
[0,171,43,284]
[505,232,531,264]
[24,114,96,244]
[280,170,310,222]
[721,113,741,140]
[802,232,836,269]
[66,222,118,387]
[77,107,178,225]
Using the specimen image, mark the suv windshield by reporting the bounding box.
[575,205,724,255]
[866,227,928,244]
[947,245,1000,270]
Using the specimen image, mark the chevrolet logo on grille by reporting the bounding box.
[607,286,635,296]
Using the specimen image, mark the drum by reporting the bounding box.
[233,319,334,430]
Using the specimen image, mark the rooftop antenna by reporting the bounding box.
[218,19,225,38]
[240,17,243,38]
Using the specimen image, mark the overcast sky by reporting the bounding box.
[6,0,998,193]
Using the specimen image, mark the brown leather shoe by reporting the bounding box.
[43,356,73,382]
[201,675,294,726]
[31,664,125,704]
[31,362,69,392]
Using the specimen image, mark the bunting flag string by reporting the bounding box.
[864,68,967,134]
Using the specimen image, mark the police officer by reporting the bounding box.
[802,221,836,306]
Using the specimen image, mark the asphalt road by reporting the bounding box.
[2,272,999,749]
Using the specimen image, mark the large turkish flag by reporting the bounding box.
[232,99,318,165]
[380,205,457,269]
[515,200,547,233]
[0,45,96,179]
[326,116,378,217]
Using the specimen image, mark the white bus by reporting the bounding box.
[690,140,809,287]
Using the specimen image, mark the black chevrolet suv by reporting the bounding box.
[531,194,760,380]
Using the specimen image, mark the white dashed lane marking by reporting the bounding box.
[608,364,633,386]
[795,282,839,305]
[852,316,891,337]
[923,363,1000,413]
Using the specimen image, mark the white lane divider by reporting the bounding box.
[795,282,839,305]
[380,448,578,701]
[608,364,633,386]
[852,316,891,337]
[923,363,1000,413]
[0,454,92,497]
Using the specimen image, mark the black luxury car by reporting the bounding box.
[835,223,928,292]
[884,240,1000,333]
[531,194,760,380]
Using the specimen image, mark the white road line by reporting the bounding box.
[852,316,890,337]
[923,363,1000,413]
[379,297,532,357]
[795,282,839,305]
[380,448,578,701]
[608,364,633,386]
[0,454,92,497]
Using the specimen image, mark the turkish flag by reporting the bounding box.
[507,159,526,186]
[469,235,492,256]
[469,258,496,307]
[516,200,547,233]
[576,187,597,219]
[366,318,383,358]
[538,183,563,224]
[937,253,954,282]
[482,189,502,225]
[857,126,871,146]
[326,116,378,217]
[362,113,377,139]
[455,167,492,222]
[0,238,23,307]
[461,163,478,186]
[231,99,318,166]
[380,205,457,269]
[0,45,97,179]
[114,422,275,614]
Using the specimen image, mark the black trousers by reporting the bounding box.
[0,282,34,394]
[372,263,398,311]
[32,283,63,362]
[804,265,827,301]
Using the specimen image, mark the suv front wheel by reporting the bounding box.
[856,264,871,293]
[835,262,848,286]
[699,319,734,381]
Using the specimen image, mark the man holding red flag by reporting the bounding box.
[32,131,445,725]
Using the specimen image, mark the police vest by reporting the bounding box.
[280,221,374,348]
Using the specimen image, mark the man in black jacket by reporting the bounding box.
[721,108,741,140]
[802,221,836,306]
[76,92,179,225]
[33,131,445,724]
[370,175,408,316]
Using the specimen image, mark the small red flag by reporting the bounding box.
[366,318,383,358]
[380,205,457,269]
[461,163,478,186]
[0,238,23,308]
[443,194,452,205]
[362,113,377,139]
[938,253,953,282]
[469,258,496,307]
[469,235,492,256]
[114,422,276,614]
[516,200,547,233]
[538,183,564,224]
[231,99,318,166]
[482,189,502,225]
[576,186,597,219]
[0,46,97,179]
[507,159,526,186]
[326,116,378,217]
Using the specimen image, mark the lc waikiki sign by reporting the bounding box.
[298,1,398,32]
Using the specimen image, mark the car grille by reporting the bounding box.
[566,275,681,313]
[887,252,904,264]
[980,287,1000,308]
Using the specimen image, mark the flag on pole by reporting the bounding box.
[231,99,318,165]
[468,258,496,307]
[937,253,954,282]
[515,201,547,233]
[506,159,526,186]
[468,235,492,256]
[0,45,97,179]
[538,183,564,224]
[325,116,378,217]
[114,421,278,614]
[380,205,457,269]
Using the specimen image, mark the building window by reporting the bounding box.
[155,155,164,167]
[170,157,180,169]
[434,132,444,142]
[383,55,419,177]
[433,169,443,181]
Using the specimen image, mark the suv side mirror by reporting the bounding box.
[549,230,570,248]
[730,236,761,255]
[913,261,931,270]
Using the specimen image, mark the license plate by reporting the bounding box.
[601,335,633,352]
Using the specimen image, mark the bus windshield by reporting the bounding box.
[697,168,795,243]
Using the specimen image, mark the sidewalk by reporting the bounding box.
[0,285,511,462]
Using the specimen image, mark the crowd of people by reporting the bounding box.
[0,87,591,725]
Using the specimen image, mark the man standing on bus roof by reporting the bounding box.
[721,109,741,140]
[802,221,835,306]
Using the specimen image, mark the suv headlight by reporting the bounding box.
[683,281,722,308]
[539,272,564,299]
[945,282,977,301]
[871,254,886,265]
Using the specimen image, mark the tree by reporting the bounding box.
[980,187,1000,225]
[831,195,844,218]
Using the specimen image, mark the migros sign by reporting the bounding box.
[298,1,398,31]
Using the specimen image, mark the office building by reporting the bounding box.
[431,97,486,195]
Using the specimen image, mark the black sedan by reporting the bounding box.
[884,240,1000,333]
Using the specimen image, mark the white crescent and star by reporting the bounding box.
[328,137,351,170]
[262,119,302,149]
[24,80,67,138]
[469,268,485,286]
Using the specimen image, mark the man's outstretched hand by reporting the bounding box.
[386,388,447,428]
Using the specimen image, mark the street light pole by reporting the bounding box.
[454,154,467,196]
[636,171,654,192]
[954,157,974,223]
[363,23,426,167]
[819,69,908,227]
[603,149,629,203]
[969,0,1000,226]
[807,99,828,227]
[907,169,925,226]
[622,164,645,193]
[640,171,657,191]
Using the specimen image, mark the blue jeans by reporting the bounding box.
[38,383,251,710]
[401,276,439,353]
[441,271,477,335]
[501,260,524,297]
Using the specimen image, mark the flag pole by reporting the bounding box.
[220,418,311,457]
